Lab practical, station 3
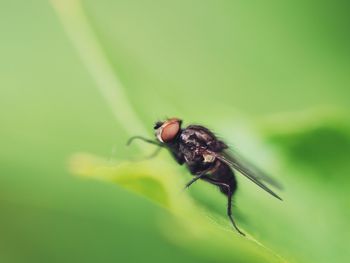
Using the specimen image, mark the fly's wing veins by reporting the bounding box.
[206,150,283,201]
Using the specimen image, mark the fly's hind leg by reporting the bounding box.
[205,178,245,236]
[226,187,245,236]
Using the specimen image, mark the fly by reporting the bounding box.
[127,118,283,236]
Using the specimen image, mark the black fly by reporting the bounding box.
[127,118,282,236]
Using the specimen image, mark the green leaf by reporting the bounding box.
[69,152,288,263]
[67,111,350,263]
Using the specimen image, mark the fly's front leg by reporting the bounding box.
[133,147,163,162]
[127,136,162,147]
[145,147,163,159]
[127,136,164,161]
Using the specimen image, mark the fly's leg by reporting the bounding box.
[133,147,163,162]
[184,160,221,189]
[145,147,163,159]
[127,136,162,147]
[227,187,245,236]
[127,136,164,161]
[184,173,207,189]
[204,178,245,236]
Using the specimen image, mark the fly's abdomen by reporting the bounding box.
[210,162,237,196]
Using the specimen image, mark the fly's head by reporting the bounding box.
[154,118,182,144]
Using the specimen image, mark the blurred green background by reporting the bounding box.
[1,0,349,262]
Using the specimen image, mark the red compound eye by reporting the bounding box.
[161,120,180,142]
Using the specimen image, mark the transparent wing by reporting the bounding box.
[207,150,283,201]
[225,149,283,190]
